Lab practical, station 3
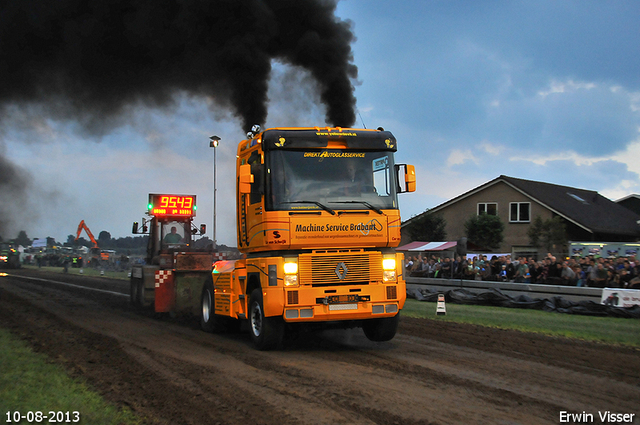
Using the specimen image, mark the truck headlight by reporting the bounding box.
[382,258,396,270]
[284,275,298,286]
[284,261,299,287]
[283,262,298,274]
[382,257,397,282]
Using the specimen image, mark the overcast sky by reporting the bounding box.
[2,0,639,247]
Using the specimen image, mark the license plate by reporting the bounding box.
[327,295,359,304]
[317,294,370,305]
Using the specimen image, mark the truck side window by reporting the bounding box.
[248,150,263,205]
[372,156,391,196]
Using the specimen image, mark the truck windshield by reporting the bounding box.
[266,149,398,211]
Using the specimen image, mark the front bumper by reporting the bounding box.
[280,282,404,322]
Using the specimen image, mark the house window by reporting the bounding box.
[510,202,530,222]
[478,203,497,216]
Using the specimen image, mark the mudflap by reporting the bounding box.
[154,270,175,313]
[174,271,212,316]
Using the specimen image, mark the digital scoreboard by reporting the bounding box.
[148,194,196,217]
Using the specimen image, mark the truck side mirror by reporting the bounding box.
[200,224,206,235]
[405,164,416,192]
[238,163,254,194]
[395,164,416,193]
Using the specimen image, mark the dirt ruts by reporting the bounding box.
[1,268,638,424]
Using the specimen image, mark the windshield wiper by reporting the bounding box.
[281,201,336,215]
[332,201,384,215]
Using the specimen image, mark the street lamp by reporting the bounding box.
[209,135,220,251]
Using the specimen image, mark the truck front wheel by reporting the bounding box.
[362,313,400,342]
[249,288,284,350]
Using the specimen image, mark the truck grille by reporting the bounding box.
[299,250,382,287]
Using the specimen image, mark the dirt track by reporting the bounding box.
[1,268,639,425]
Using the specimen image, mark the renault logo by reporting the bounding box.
[335,262,348,280]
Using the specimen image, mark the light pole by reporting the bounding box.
[209,135,220,251]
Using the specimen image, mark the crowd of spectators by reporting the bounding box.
[405,252,640,289]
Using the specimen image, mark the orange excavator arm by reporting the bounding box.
[75,220,99,249]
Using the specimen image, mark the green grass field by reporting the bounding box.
[403,298,640,347]
[0,328,141,425]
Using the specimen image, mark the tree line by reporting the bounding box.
[0,230,149,252]
[0,230,236,254]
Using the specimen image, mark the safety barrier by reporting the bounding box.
[406,277,602,303]
[406,277,640,318]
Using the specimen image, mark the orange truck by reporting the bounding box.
[201,126,416,349]
[130,127,415,350]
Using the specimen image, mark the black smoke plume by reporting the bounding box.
[0,154,33,237]
[0,0,358,131]
[0,0,358,237]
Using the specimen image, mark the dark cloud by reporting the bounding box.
[0,0,358,236]
[478,84,638,156]
[0,0,357,132]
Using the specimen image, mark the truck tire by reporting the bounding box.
[249,288,284,350]
[130,277,144,308]
[129,278,138,306]
[200,278,227,333]
[362,313,400,342]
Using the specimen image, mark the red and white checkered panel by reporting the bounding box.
[155,270,173,288]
